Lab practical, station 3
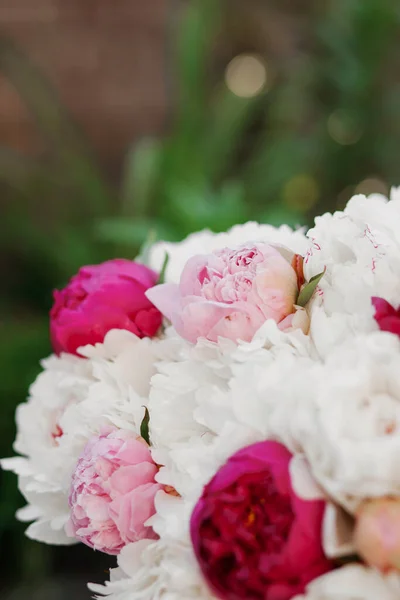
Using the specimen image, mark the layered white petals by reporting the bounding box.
[304,191,400,357]
[2,330,171,544]
[299,332,400,512]
[89,537,215,600]
[294,564,400,600]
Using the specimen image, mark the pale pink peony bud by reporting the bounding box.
[66,429,162,555]
[147,244,306,344]
[355,498,400,572]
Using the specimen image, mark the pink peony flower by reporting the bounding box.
[355,498,400,573]
[50,259,162,355]
[372,297,400,337]
[190,441,333,600]
[146,245,306,344]
[66,429,162,555]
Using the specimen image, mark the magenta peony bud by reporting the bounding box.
[190,441,333,600]
[355,498,400,572]
[50,259,162,355]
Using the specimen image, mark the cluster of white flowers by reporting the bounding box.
[5,190,400,599]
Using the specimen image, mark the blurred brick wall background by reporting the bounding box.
[0,0,309,176]
[0,0,168,176]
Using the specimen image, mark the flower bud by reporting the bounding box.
[355,498,400,572]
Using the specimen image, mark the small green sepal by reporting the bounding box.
[140,407,150,445]
[297,269,325,307]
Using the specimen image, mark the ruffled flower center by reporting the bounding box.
[198,471,295,599]
[198,247,276,305]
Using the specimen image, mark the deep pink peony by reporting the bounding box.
[190,441,333,600]
[372,297,400,337]
[66,429,162,555]
[146,245,307,344]
[50,259,162,355]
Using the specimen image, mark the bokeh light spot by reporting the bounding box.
[355,177,388,196]
[225,54,267,98]
[283,175,319,211]
[327,109,363,145]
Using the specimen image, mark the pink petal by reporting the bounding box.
[179,300,264,343]
[179,254,224,296]
[109,463,158,495]
[207,309,264,343]
[145,283,181,323]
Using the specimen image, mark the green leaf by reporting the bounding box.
[140,407,150,445]
[175,0,221,138]
[157,252,170,284]
[297,270,325,307]
[203,87,261,182]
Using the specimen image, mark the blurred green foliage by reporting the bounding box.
[1,0,400,588]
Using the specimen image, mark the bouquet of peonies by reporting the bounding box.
[5,190,400,600]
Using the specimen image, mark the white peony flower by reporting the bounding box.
[298,331,400,513]
[2,329,164,545]
[89,537,215,600]
[227,321,316,451]
[148,319,313,498]
[294,564,400,600]
[304,190,400,357]
[2,352,93,544]
[149,222,308,284]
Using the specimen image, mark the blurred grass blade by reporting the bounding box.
[166,179,247,233]
[203,86,262,181]
[121,138,162,219]
[137,229,158,265]
[174,0,221,144]
[0,36,112,213]
[95,217,176,247]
